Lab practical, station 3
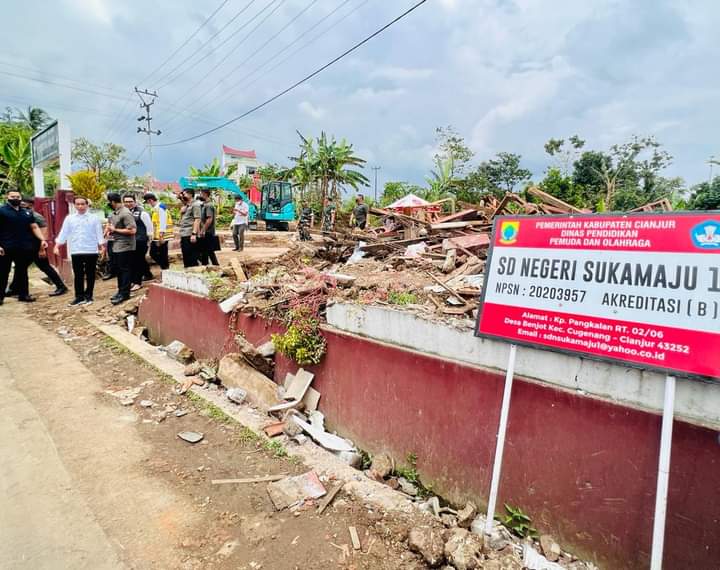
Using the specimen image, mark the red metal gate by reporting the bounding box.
[34,190,74,280]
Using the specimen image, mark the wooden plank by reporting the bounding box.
[349,526,361,550]
[317,483,343,514]
[430,221,470,230]
[211,474,286,485]
[230,259,247,281]
[442,233,490,251]
[527,186,584,214]
[425,271,468,305]
[435,208,479,224]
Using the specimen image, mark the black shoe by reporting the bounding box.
[110,295,130,305]
[101,273,114,281]
[18,295,36,303]
[85,295,94,305]
[69,298,87,307]
[49,287,68,297]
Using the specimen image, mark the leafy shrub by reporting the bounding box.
[272,306,327,365]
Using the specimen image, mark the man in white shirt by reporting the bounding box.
[231,195,250,251]
[54,196,105,306]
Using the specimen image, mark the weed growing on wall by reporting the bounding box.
[272,306,327,366]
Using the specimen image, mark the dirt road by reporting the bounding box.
[0,286,423,570]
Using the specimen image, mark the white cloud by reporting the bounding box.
[298,101,326,120]
[370,66,434,81]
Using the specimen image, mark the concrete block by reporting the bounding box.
[217,354,278,411]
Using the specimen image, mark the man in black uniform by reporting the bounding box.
[0,190,48,305]
[7,197,67,297]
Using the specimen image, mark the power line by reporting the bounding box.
[162,0,315,118]
[199,0,360,114]
[0,69,132,102]
[139,0,231,85]
[161,0,362,140]
[156,0,428,148]
[152,0,263,89]
[0,60,120,96]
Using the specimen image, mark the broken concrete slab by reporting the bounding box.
[226,387,247,404]
[457,502,478,529]
[370,453,394,479]
[539,535,562,562]
[235,335,274,378]
[266,471,326,510]
[217,354,279,411]
[302,387,320,412]
[285,368,314,401]
[408,526,445,567]
[290,414,354,452]
[256,340,276,358]
[219,292,246,313]
[164,340,195,364]
[444,528,484,570]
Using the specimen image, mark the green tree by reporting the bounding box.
[483,152,531,194]
[72,137,134,189]
[538,168,584,207]
[189,157,222,177]
[434,125,473,178]
[688,177,720,210]
[544,135,585,176]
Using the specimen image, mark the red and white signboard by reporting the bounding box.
[475,213,720,378]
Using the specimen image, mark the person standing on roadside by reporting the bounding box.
[298,201,313,241]
[349,194,369,230]
[54,196,105,306]
[0,189,48,305]
[143,193,173,270]
[106,192,136,305]
[321,198,336,235]
[178,188,202,268]
[198,189,219,266]
[101,209,117,281]
[7,197,67,298]
[123,194,154,290]
[231,194,249,251]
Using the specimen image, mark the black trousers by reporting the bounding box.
[199,235,219,266]
[114,250,133,298]
[71,254,98,300]
[0,248,33,299]
[105,240,117,277]
[131,240,151,285]
[10,249,65,292]
[149,240,169,270]
[180,236,200,268]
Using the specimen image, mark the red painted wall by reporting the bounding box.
[139,285,720,569]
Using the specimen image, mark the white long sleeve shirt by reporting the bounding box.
[56,212,105,255]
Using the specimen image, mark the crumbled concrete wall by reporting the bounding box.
[326,302,720,428]
[161,269,211,297]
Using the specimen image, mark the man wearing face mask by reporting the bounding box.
[7,197,67,298]
[0,190,48,305]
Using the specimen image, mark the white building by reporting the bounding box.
[221,145,260,184]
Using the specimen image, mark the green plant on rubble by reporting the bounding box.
[206,272,241,302]
[271,306,327,366]
[499,503,538,539]
[387,290,418,305]
[395,452,420,483]
[262,438,289,458]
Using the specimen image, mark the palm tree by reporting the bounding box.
[15,106,51,132]
[423,156,456,201]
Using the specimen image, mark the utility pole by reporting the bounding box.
[134,87,161,187]
[372,165,381,203]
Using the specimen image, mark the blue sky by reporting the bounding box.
[3,0,720,192]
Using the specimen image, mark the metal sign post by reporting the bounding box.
[30,121,71,197]
[650,375,676,570]
[484,343,517,534]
